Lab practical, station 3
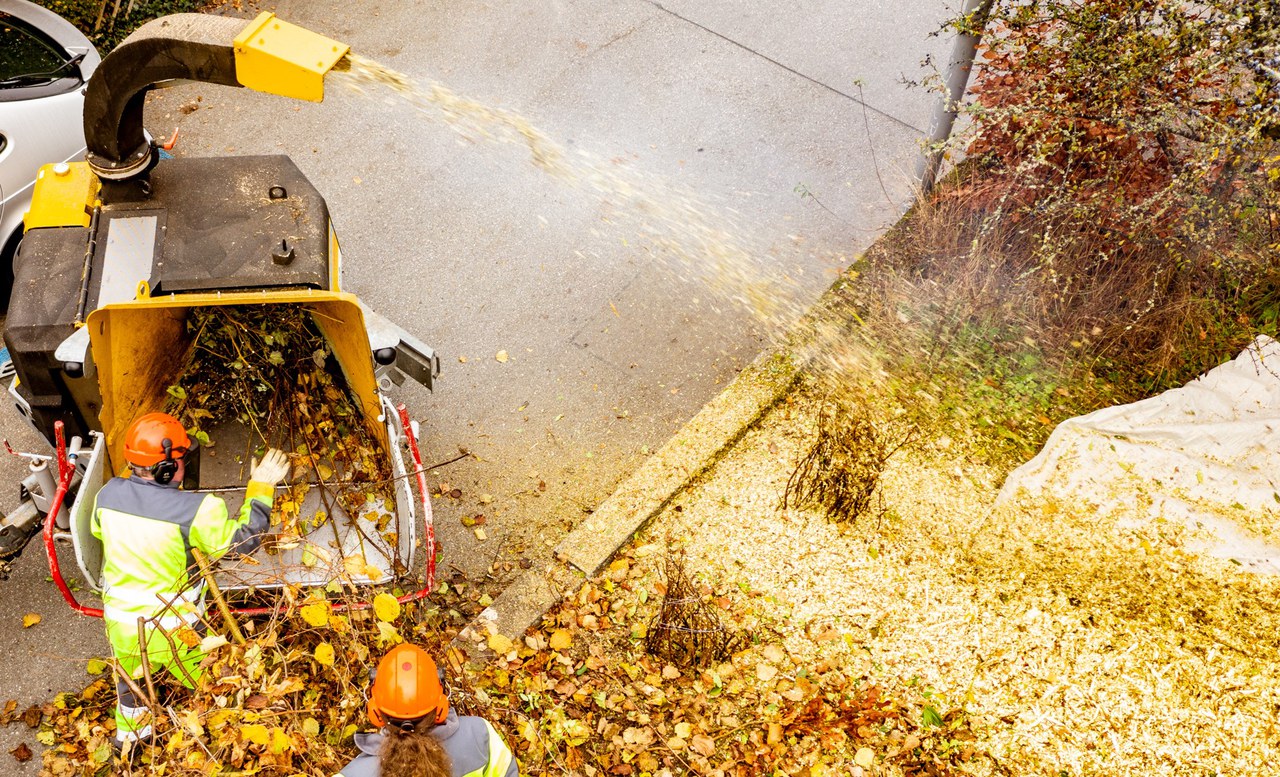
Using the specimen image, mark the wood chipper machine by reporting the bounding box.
[0,13,441,616]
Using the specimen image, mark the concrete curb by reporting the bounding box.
[454,274,861,653]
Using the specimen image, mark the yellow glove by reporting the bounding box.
[250,448,290,487]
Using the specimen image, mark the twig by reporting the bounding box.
[151,621,199,688]
[136,618,159,708]
[191,547,245,645]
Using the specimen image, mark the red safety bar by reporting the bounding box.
[43,406,437,619]
[43,422,103,617]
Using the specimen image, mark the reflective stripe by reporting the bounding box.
[104,603,203,631]
[105,584,204,609]
[484,721,516,777]
[115,724,153,743]
[118,703,149,720]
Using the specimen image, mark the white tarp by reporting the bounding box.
[997,335,1280,572]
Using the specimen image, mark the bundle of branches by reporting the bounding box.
[783,391,917,523]
[643,549,743,669]
[32,590,452,776]
[164,304,396,551]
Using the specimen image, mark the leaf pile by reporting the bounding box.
[459,547,982,776]
[164,305,400,560]
[13,587,463,776]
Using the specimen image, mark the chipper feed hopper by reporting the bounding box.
[0,13,441,615]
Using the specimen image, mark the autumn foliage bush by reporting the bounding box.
[919,0,1280,388]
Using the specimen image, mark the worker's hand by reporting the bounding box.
[250,448,290,487]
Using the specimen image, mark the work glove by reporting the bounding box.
[250,448,290,487]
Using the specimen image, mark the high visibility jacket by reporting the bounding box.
[90,475,273,650]
[340,709,519,777]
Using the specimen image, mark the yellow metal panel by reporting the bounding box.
[233,12,349,103]
[87,290,384,475]
[328,221,342,291]
[23,162,100,231]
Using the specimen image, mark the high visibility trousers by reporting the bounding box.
[109,623,205,744]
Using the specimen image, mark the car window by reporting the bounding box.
[0,13,67,86]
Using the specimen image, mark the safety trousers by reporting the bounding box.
[108,619,206,744]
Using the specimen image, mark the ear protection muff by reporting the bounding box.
[151,438,179,485]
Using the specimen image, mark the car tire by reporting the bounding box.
[0,228,19,314]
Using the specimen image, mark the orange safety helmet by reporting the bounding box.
[123,413,192,467]
[368,644,449,728]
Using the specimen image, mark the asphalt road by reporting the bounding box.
[0,0,956,766]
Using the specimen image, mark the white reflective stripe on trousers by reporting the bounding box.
[103,603,205,631]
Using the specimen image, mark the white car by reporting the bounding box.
[0,0,100,304]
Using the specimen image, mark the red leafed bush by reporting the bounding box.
[920,0,1280,386]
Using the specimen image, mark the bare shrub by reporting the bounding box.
[643,550,742,669]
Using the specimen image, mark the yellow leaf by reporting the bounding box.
[269,727,291,754]
[174,627,201,648]
[299,601,330,628]
[343,554,368,578]
[549,629,573,651]
[241,724,270,746]
[495,350,509,363]
[22,613,40,629]
[674,721,692,739]
[373,593,401,622]
[314,642,335,666]
[487,632,514,654]
[301,718,320,737]
[376,621,402,647]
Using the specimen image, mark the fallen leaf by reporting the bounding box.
[200,635,229,652]
[549,629,573,651]
[690,734,715,757]
[9,743,31,762]
[855,748,874,768]
[373,593,401,622]
[85,658,108,675]
[474,527,488,541]
[241,723,270,746]
[376,621,402,647]
[21,613,39,629]
[487,632,514,654]
[674,721,693,739]
[269,727,291,754]
[300,601,330,628]
[762,644,786,663]
[756,664,778,682]
[302,718,320,737]
[314,642,335,666]
[495,350,509,363]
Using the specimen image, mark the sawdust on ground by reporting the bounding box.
[629,396,1280,776]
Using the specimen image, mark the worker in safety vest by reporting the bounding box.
[340,643,519,777]
[91,412,290,753]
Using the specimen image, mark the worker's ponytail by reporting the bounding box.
[379,718,452,777]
